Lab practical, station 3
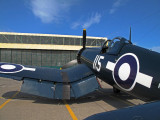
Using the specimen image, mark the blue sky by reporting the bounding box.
[0,0,160,52]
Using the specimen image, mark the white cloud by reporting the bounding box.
[109,0,127,14]
[30,0,72,23]
[151,46,160,53]
[71,22,81,29]
[72,13,101,29]
[82,13,101,29]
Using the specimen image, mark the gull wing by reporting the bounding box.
[0,62,100,99]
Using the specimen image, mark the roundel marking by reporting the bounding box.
[106,53,153,90]
[113,53,139,91]
[1,65,16,70]
[0,63,24,73]
[118,63,131,81]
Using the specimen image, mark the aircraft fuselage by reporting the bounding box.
[80,41,160,101]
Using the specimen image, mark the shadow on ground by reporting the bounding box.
[2,88,139,109]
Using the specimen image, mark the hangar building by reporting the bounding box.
[0,32,107,68]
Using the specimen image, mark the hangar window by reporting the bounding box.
[41,37,52,44]
[75,38,81,46]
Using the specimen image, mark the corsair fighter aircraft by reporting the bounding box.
[0,29,160,100]
[1,29,160,119]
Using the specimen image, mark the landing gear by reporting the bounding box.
[113,87,120,94]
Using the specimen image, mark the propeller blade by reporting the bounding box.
[83,29,86,49]
[61,59,78,69]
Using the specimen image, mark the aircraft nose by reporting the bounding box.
[79,48,101,65]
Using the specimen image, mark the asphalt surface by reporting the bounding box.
[0,77,145,120]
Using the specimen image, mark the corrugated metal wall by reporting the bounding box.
[0,49,77,68]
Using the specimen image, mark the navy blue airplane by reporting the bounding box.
[1,29,160,119]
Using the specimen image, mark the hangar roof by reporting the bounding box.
[0,32,107,50]
[0,32,107,40]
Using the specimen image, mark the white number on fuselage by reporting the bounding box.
[93,55,104,72]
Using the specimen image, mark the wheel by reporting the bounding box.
[113,87,120,94]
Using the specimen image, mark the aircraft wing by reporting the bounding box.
[0,62,100,99]
[85,101,160,120]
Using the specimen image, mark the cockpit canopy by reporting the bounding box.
[101,37,132,55]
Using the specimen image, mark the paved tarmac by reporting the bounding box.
[0,77,145,120]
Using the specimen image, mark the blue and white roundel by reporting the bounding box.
[113,53,139,91]
[106,53,153,91]
[0,63,24,73]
